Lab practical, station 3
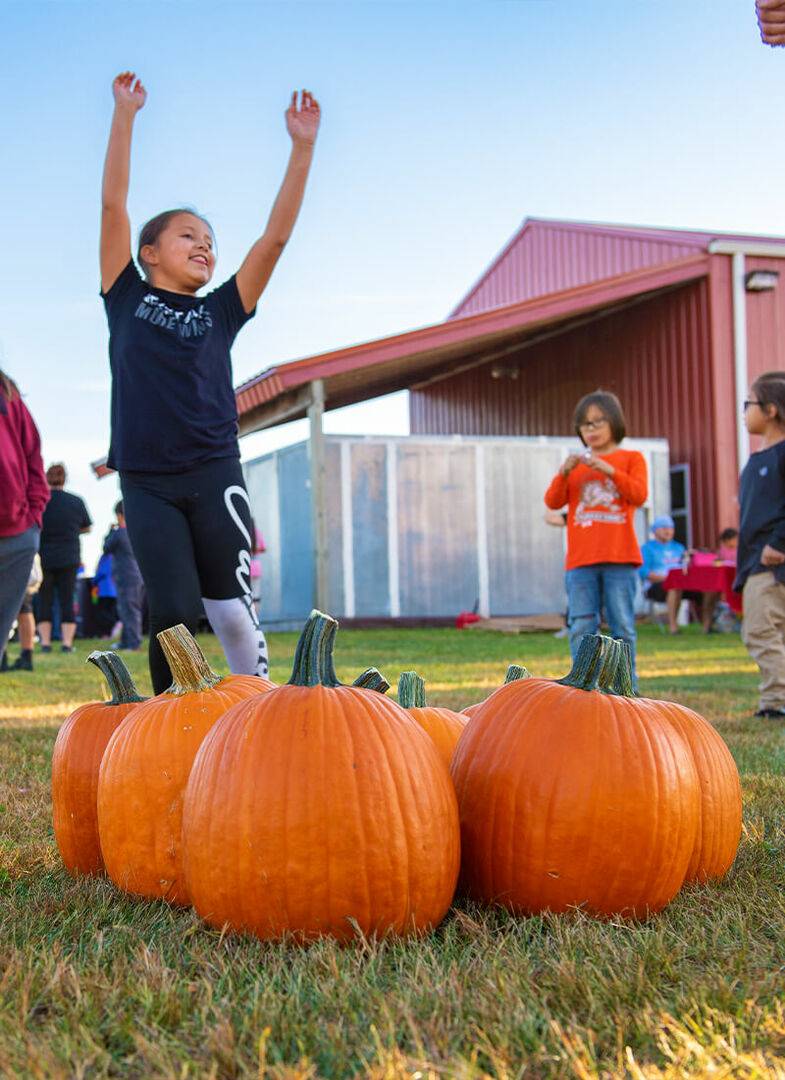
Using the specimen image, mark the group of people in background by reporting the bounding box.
[0,413,144,673]
[545,373,785,718]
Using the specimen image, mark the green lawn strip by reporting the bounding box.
[2,625,785,1077]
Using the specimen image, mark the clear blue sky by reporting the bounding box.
[2,0,783,568]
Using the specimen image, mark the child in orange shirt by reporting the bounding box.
[544,390,647,682]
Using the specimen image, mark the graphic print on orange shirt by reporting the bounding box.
[575,477,625,528]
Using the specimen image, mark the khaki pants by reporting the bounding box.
[742,571,785,711]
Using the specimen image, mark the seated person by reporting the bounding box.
[717,527,739,564]
[639,515,717,634]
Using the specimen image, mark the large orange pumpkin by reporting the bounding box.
[51,651,147,877]
[397,670,467,767]
[451,635,701,919]
[463,664,530,718]
[610,641,741,883]
[182,610,460,942]
[97,625,274,903]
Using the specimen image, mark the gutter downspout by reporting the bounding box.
[707,240,775,470]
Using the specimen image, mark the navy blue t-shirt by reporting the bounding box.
[101,261,255,472]
[734,438,785,591]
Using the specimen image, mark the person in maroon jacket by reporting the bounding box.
[0,370,50,671]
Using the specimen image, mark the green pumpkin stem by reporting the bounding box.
[397,671,426,709]
[604,639,637,698]
[556,634,612,692]
[288,610,342,688]
[157,624,224,695]
[504,663,531,683]
[87,651,147,706]
[353,668,390,694]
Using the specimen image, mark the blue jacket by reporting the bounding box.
[93,553,117,599]
[639,538,686,582]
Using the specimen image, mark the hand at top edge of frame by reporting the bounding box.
[757,0,785,45]
[285,90,321,146]
[112,71,147,113]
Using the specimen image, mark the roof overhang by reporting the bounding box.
[236,253,710,435]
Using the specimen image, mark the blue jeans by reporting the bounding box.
[565,563,638,687]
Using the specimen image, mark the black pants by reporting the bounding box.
[120,457,254,693]
[39,566,78,623]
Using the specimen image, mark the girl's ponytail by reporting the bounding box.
[0,369,19,416]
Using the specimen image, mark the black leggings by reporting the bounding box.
[120,457,257,693]
[39,566,78,623]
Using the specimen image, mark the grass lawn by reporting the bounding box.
[2,624,785,1078]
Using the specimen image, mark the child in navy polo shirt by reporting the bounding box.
[736,371,785,718]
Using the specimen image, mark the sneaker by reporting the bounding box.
[0,652,7,673]
[40,645,52,654]
[11,652,33,672]
[754,707,785,719]
[60,645,73,654]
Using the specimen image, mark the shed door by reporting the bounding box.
[670,464,692,548]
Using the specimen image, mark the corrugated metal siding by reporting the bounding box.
[452,222,705,318]
[745,257,785,380]
[413,280,720,546]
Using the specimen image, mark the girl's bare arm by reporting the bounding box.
[235,91,321,313]
[101,72,146,293]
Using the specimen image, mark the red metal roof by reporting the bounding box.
[450,217,785,319]
[237,252,709,432]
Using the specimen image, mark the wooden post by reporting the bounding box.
[307,379,329,611]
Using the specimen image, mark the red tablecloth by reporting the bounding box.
[662,563,741,614]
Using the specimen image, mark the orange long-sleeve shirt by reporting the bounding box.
[544,448,648,570]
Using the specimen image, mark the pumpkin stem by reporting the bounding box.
[603,639,638,698]
[397,670,426,709]
[556,634,612,691]
[287,610,342,688]
[504,663,531,683]
[157,624,224,695]
[86,651,147,706]
[353,668,390,694]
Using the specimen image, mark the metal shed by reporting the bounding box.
[244,433,670,626]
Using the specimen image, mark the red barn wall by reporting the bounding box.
[745,257,785,380]
[411,280,723,546]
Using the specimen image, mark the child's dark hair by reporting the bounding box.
[751,370,785,424]
[46,463,66,487]
[574,389,627,445]
[137,208,214,279]
[114,500,124,516]
[719,527,738,543]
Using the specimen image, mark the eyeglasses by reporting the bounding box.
[743,400,763,411]
[578,419,610,431]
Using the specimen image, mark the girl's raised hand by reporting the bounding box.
[112,72,147,113]
[285,90,321,146]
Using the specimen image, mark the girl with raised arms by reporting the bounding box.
[100,72,320,693]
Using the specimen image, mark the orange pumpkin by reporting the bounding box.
[51,651,147,877]
[397,670,467,767]
[610,641,741,883]
[463,664,530,718]
[182,610,460,942]
[97,625,274,903]
[451,635,701,919]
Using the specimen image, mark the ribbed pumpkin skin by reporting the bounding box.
[659,704,742,882]
[182,686,461,941]
[407,707,467,768]
[97,674,272,903]
[451,678,701,918]
[52,699,143,876]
